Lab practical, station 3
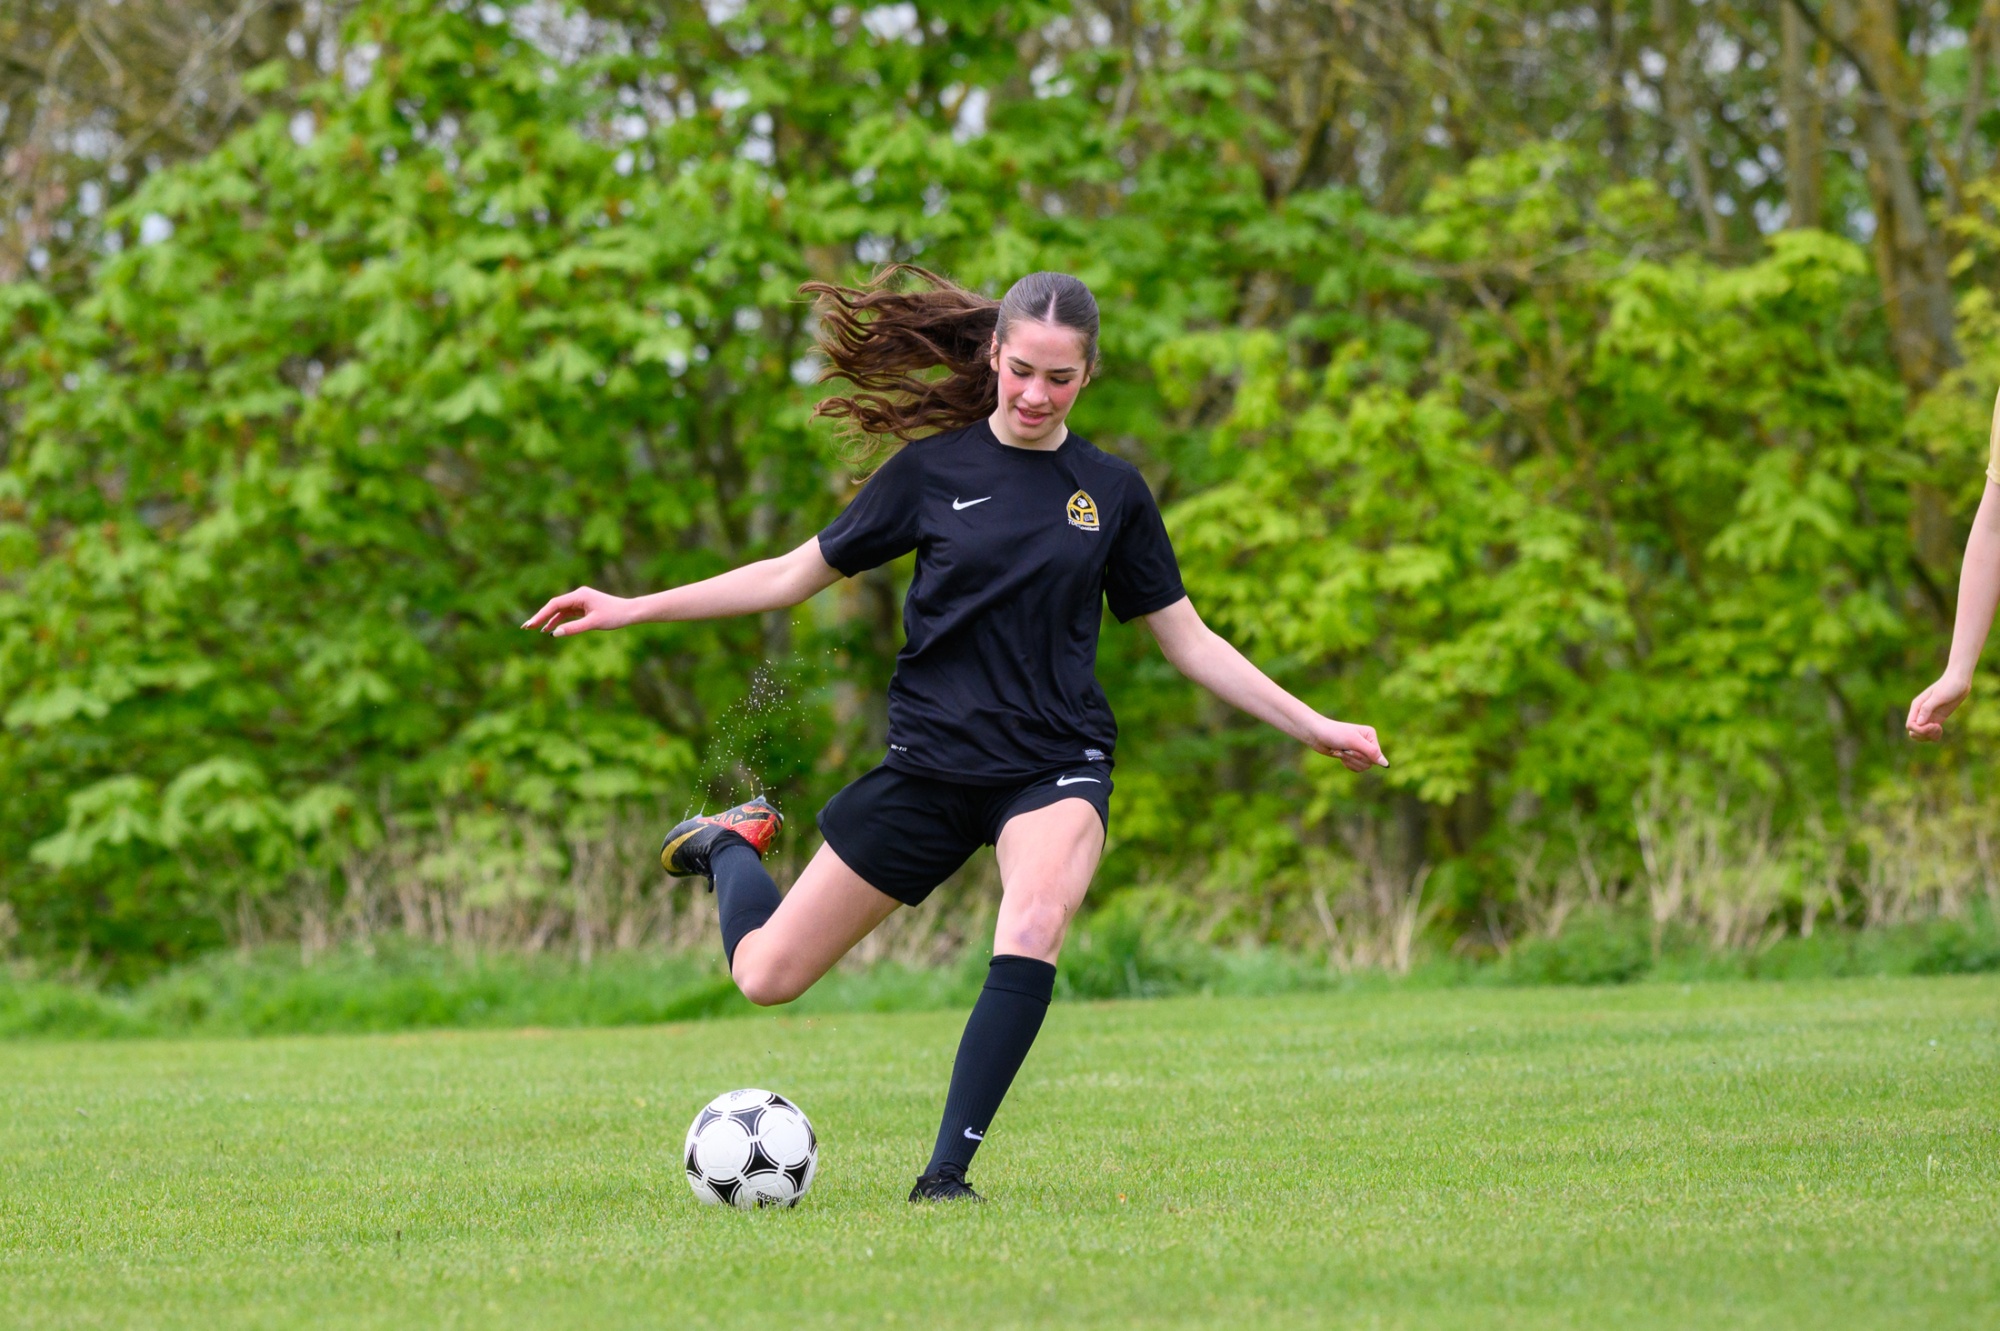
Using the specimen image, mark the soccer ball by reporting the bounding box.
[684,1088,818,1209]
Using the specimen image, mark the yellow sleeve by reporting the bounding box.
[1988,388,2000,486]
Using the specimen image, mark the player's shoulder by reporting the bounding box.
[885,421,984,472]
[858,431,948,490]
[1067,436,1156,499]
[905,423,974,454]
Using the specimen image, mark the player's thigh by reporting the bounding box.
[730,840,900,1004]
[992,798,1106,963]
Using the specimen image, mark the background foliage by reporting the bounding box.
[5,0,2000,980]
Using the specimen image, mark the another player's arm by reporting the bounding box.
[1909,482,2000,740]
[1141,596,1388,773]
[1909,388,2000,741]
[522,538,843,637]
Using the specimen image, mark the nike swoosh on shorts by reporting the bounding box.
[1055,776,1100,786]
[952,496,991,510]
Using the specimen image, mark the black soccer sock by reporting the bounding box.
[924,954,1058,1177]
[711,838,781,967]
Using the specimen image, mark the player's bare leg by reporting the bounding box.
[660,799,899,1007]
[727,842,899,1006]
[913,796,1105,1202]
[992,797,1105,961]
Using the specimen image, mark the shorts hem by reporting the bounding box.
[815,761,1114,910]
[814,808,950,908]
[995,779,1111,836]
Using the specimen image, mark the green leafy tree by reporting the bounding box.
[1,1,1990,975]
[0,1,1071,970]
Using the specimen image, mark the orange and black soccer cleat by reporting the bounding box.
[660,796,783,879]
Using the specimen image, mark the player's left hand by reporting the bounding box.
[1307,718,1388,772]
[1907,672,1971,742]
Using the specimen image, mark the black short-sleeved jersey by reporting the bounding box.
[816,418,1186,784]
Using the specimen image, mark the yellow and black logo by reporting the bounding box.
[1066,489,1100,532]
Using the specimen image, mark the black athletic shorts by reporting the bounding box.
[815,762,1113,906]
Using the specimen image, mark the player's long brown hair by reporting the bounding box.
[803,265,1099,451]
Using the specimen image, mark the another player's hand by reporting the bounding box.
[1307,718,1388,772]
[522,585,633,637]
[1907,672,1972,742]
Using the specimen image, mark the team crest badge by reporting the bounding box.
[1066,490,1100,531]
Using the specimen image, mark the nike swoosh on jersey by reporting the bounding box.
[952,496,992,510]
[1055,776,1101,786]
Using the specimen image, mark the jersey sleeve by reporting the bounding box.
[817,446,923,577]
[1103,472,1187,622]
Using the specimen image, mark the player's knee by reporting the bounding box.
[737,972,799,1007]
[1000,897,1070,960]
[732,954,804,1007]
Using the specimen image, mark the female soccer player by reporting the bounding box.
[1909,389,2000,742]
[523,268,1388,1201]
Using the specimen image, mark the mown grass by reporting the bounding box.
[3,978,1995,1329]
[0,935,1340,1040]
[5,907,1998,1040]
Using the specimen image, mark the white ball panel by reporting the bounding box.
[686,1172,726,1207]
[757,1109,813,1168]
[683,1109,715,1158]
[735,1171,798,1209]
[692,1119,753,1181]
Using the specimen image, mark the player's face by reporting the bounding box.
[991,321,1091,444]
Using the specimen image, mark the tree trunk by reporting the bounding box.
[1821,0,1959,388]
[1653,0,1727,250]
[1780,0,1823,228]
[1599,0,1631,179]
[1958,0,2000,190]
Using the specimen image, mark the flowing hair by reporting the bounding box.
[803,265,1099,455]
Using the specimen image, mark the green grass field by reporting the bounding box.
[4,977,1996,1329]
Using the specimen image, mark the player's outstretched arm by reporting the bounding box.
[1909,478,2000,741]
[522,537,843,638]
[1141,596,1388,772]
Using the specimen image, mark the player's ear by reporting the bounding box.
[987,333,1000,372]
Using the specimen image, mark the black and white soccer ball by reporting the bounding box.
[684,1089,818,1209]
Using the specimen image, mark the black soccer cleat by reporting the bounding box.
[660,796,783,879]
[909,1164,983,1203]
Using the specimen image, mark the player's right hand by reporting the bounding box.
[522,585,632,637]
[1308,718,1389,772]
[1906,673,1972,742]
